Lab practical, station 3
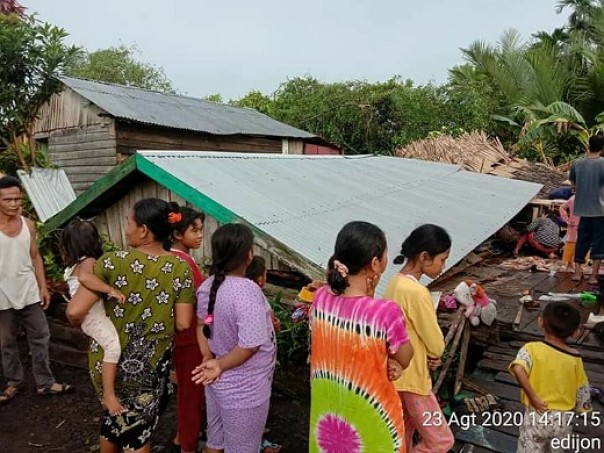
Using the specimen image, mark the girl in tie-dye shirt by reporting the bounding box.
[309,221,413,453]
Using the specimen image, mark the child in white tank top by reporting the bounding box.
[61,219,126,416]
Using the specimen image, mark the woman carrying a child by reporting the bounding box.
[67,199,196,453]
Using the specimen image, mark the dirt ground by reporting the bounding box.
[0,346,310,453]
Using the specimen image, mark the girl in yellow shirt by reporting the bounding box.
[384,224,454,453]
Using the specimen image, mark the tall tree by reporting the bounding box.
[0,2,79,170]
[66,44,174,93]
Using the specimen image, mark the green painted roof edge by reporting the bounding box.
[135,154,239,224]
[44,152,324,278]
[136,154,324,278]
[44,155,138,231]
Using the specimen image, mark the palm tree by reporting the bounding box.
[556,0,599,35]
[461,30,569,108]
[532,28,570,49]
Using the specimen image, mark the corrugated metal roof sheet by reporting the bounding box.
[137,151,542,295]
[60,77,317,139]
[18,168,76,222]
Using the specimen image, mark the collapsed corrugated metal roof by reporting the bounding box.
[136,152,541,293]
[18,168,76,222]
[47,151,539,296]
[60,77,317,139]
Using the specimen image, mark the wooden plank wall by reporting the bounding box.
[32,88,111,134]
[93,178,292,272]
[47,126,117,195]
[116,123,283,154]
[282,139,304,154]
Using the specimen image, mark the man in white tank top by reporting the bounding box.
[0,176,73,404]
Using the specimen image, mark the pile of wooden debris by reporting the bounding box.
[395,132,566,198]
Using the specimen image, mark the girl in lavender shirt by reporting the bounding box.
[192,224,276,453]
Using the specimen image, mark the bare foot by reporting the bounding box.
[572,271,583,281]
[103,393,126,416]
[588,275,598,285]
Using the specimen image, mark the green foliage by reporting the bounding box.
[66,44,174,93]
[37,223,120,284]
[0,8,79,168]
[37,223,63,282]
[269,291,309,367]
[202,93,223,103]
[0,147,20,176]
[229,76,488,155]
[446,64,503,134]
[0,143,55,180]
[230,90,273,116]
[457,1,604,163]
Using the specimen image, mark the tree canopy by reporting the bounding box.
[66,44,174,93]
[5,0,604,167]
[450,0,604,164]
[0,1,79,169]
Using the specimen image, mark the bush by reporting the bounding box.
[269,291,310,367]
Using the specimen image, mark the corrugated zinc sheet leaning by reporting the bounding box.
[138,152,542,296]
[61,77,316,139]
[17,168,76,222]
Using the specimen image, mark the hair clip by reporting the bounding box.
[204,314,214,325]
[167,212,182,224]
[333,260,349,278]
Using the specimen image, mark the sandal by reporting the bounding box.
[37,382,74,396]
[0,386,21,405]
[260,439,282,453]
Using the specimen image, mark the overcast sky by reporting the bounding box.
[26,0,566,100]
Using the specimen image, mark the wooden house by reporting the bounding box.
[32,77,340,194]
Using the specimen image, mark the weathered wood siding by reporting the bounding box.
[32,88,118,194]
[282,139,304,154]
[46,127,117,194]
[116,123,283,155]
[32,88,111,134]
[93,178,293,272]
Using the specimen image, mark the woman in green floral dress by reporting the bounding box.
[68,199,195,453]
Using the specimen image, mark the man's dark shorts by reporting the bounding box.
[575,216,604,262]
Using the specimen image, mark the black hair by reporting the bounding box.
[545,206,559,221]
[589,134,604,152]
[61,218,104,267]
[245,255,266,283]
[0,175,22,191]
[541,301,581,339]
[327,221,387,296]
[163,206,205,250]
[203,223,254,338]
[132,198,180,250]
[393,224,451,265]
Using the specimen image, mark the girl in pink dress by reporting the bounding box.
[560,195,579,270]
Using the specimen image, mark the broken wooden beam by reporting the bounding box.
[434,318,467,394]
[454,323,471,395]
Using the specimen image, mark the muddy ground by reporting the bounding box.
[0,346,310,453]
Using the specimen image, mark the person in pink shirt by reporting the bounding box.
[560,196,579,271]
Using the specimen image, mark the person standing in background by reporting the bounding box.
[0,175,73,405]
[571,134,604,284]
